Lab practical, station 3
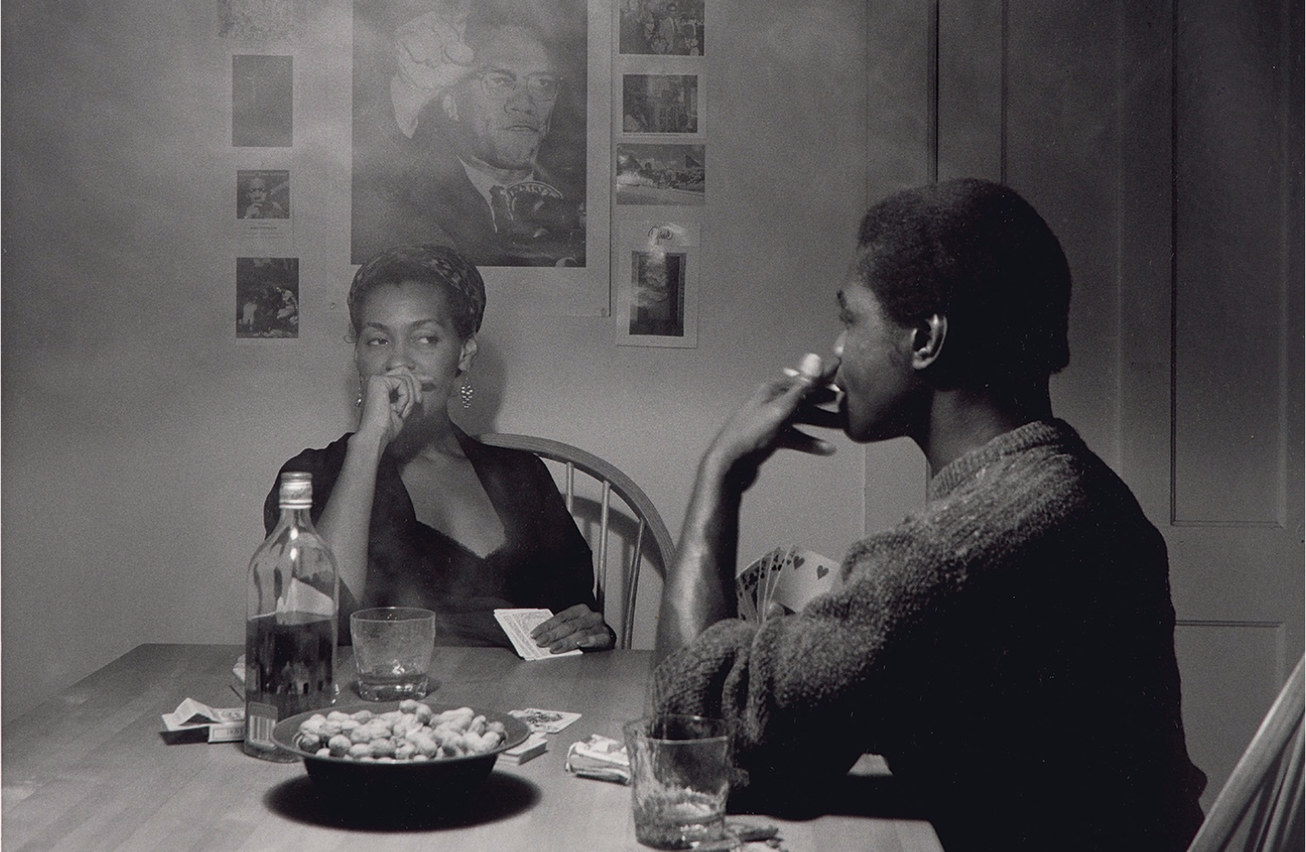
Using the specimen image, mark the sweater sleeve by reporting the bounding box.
[650,526,959,797]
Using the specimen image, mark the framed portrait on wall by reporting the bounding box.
[232,55,293,147]
[352,0,590,269]
[350,0,611,316]
[618,0,703,56]
[621,73,701,135]
[615,142,704,205]
[236,257,299,339]
[615,221,699,347]
[236,170,290,220]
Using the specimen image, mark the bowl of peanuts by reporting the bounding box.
[272,699,531,799]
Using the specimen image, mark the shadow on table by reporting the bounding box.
[265,771,541,832]
[730,768,931,823]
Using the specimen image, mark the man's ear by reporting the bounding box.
[910,314,947,371]
[442,91,459,123]
[458,336,479,374]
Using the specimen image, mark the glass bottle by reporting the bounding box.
[243,471,339,761]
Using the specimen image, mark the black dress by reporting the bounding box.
[264,428,600,648]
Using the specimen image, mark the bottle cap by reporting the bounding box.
[279,471,313,508]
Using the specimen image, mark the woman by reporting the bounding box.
[265,244,614,652]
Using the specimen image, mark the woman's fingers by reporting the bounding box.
[384,368,422,419]
[530,604,608,652]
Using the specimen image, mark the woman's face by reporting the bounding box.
[353,280,477,422]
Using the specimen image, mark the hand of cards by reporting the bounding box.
[494,608,582,660]
[736,545,841,623]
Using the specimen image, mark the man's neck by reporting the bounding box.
[913,382,1054,475]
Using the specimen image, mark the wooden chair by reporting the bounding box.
[479,433,675,649]
[1188,654,1305,852]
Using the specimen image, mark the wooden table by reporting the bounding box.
[2,644,943,851]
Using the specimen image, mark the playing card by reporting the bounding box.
[735,557,762,622]
[493,609,583,660]
[763,546,794,617]
[768,549,842,615]
[509,708,583,734]
[737,546,791,623]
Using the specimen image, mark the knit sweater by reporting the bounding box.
[651,420,1206,852]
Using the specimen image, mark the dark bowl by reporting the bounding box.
[272,701,531,803]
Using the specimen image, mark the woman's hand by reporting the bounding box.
[530,604,615,653]
[704,353,842,492]
[356,368,423,448]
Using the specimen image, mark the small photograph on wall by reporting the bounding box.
[616,221,699,347]
[629,250,685,335]
[622,74,700,135]
[218,0,296,40]
[236,257,299,338]
[619,0,703,56]
[351,0,590,268]
[232,55,293,147]
[237,170,290,219]
[615,143,704,206]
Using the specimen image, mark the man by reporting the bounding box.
[242,174,286,219]
[352,11,585,267]
[652,179,1207,852]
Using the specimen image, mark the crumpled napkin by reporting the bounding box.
[564,734,631,784]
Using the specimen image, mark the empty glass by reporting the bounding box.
[623,714,731,849]
[349,607,436,701]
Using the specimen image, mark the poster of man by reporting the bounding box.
[351,0,588,268]
[236,170,290,219]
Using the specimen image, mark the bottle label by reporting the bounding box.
[245,701,280,750]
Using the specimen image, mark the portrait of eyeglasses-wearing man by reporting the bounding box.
[351,1,588,268]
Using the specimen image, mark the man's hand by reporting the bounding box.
[704,353,842,492]
[529,604,614,653]
[390,2,474,137]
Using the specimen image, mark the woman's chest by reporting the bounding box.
[398,456,506,558]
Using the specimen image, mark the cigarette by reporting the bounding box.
[782,366,840,394]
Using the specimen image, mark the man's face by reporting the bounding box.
[831,276,920,443]
[247,180,267,203]
[451,27,558,171]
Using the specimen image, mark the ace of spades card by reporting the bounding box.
[736,546,842,623]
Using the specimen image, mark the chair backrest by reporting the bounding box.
[479,433,675,649]
[1188,654,1305,852]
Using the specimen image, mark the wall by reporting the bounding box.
[1,0,871,721]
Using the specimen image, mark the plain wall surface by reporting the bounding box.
[1,0,871,721]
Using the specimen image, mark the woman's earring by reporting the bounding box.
[354,379,364,408]
[459,379,474,409]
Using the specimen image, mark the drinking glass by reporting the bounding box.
[349,607,436,701]
[623,714,731,849]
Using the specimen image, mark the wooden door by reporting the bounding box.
[869,0,1304,808]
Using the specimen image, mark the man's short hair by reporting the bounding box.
[855,178,1071,388]
[348,244,487,340]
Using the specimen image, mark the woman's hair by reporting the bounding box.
[855,178,1071,388]
[347,244,487,340]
